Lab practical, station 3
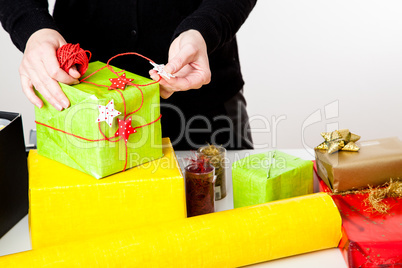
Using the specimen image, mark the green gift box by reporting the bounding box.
[232,150,314,208]
[35,61,163,179]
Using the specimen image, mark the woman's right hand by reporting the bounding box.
[19,29,81,110]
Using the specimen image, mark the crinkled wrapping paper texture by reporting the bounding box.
[315,137,402,192]
[28,138,186,249]
[315,165,402,268]
[35,61,163,179]
[232,150,313,208]
[0,193,342,267]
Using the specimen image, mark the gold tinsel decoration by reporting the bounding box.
[333,179,402,214]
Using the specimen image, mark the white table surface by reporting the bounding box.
[0,149,348,268]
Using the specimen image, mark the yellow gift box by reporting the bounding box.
[28,138,186,249]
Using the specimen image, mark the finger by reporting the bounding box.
[149,70,174,89]
[39,77,70,109]
[42,53,79,85]
[20,74,43,108]
[36,60,70,109]
[160,86,174,99]
[165,44,197,74]
[25,63,65,111]
[69,65,81,79]
[150,71,175,99]
[163,71,207,91]
[152,64,210,92]
[150,72,175,91]
[29,78,63,111]
[149,70,159,80]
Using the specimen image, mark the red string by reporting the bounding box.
[98,122,121,142]
[78,80,108,88]
[35,121,109,142]
[35,116,161,142]
[134,114,162,130]
[79,52,162,87]
[78,52,159,124]
[57,43,92,76]
[121,114,162,171]
[124,142,128,171]
[80,65,108,83]
[106,52,155,69]
[115,89,127,117]
[126,84,144,119]
[36,114,161,172]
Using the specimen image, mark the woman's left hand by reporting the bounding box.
[149,29,211,99]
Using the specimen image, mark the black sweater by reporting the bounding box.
[0,0,256,148]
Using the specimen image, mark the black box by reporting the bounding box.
[0,111,28,238]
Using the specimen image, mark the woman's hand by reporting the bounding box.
[150,30,211,99]
[19,29,81,110]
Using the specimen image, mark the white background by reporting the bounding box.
[1,0,402,150]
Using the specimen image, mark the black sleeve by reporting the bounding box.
[0,0,59,52]
[173,0,257,54]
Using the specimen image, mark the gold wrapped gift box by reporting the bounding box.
[315,137,402,192]
[28,138,186,249]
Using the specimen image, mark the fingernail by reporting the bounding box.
[73,80,80,85]
[35,102,43,109]
[61,100,69,109]
[61,100,70,108]
[55,103,63,111]
[165,64,174,74]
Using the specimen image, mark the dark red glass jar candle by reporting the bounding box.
[185,164,216,217]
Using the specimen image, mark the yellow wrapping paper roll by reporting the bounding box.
[0,193,341,267]
[28,137,186,249]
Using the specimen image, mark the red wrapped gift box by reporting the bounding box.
[314,164,402,268]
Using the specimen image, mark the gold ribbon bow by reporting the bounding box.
[315,129,360,154]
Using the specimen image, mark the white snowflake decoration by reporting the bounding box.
[150,62,175,80]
